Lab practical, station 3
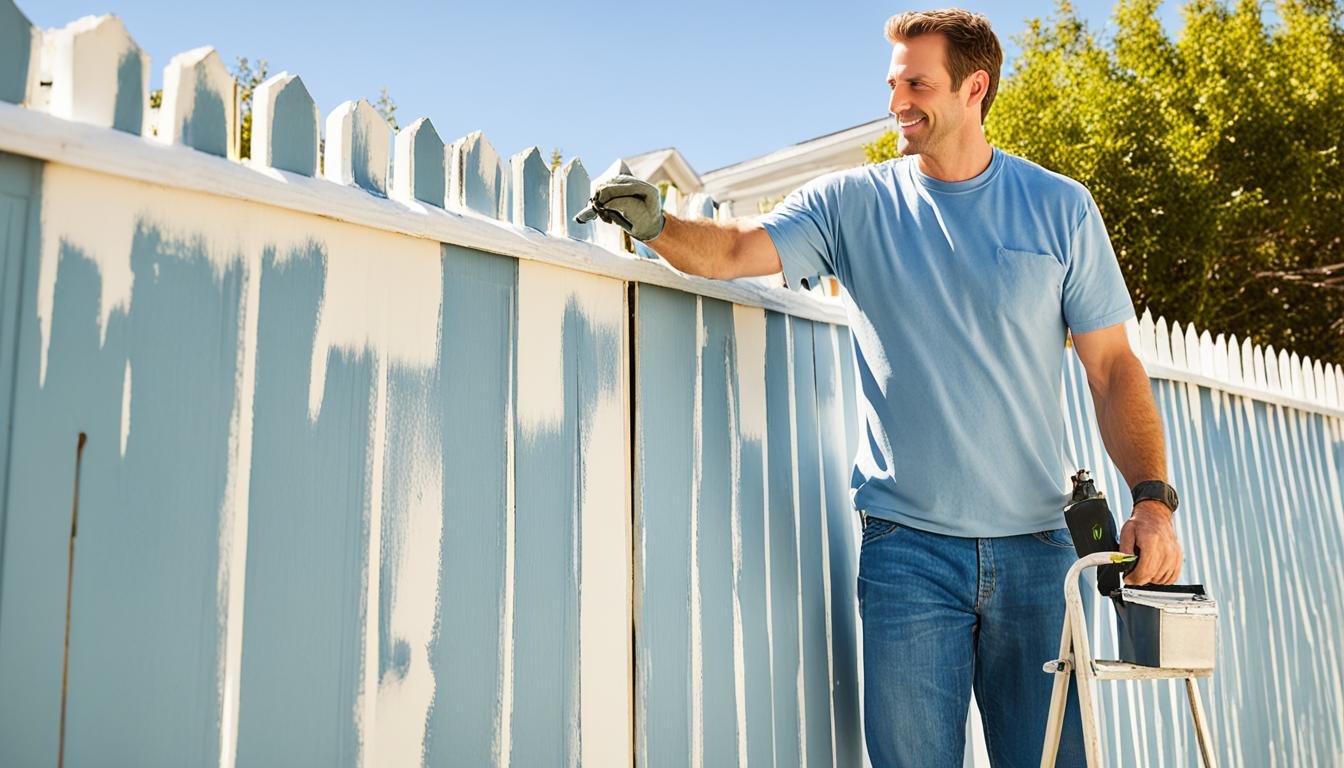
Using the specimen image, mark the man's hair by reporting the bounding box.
[885,9,1003,122]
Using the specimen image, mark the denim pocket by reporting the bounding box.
[861,516,900,546]
[1031,527,1075,549]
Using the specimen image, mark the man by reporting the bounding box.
[583,9,1183,766]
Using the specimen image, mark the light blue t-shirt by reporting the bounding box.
[761,148,1134,537]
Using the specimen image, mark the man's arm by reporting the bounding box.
[575,174,783,280]
[647,214,783,280]
[1071,323,1183,585]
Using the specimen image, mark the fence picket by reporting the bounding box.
[391,117,445,207]
[251,72,319,177]
[451,131,505,219]
[1242,337,1256,387]
[510,146,550,232]
[323,99,391,195]
[1155,315,1172,366]
[1170,320,1187,370]
[44,15,147,134]
[1186,324,1201,375]
[1137,308,1156,361]
[1227,334,1243,386]
[662,185,683,219]
[1266,345,1281,392]
[550,157,592,241]
[0,0,39,106]
[593,159,635,255]
[1213,333,1229,381]
[686,193,716,221]
[159,46,236,158]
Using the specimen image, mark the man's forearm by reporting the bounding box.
[645,213,754,279]
[1090,353,1167,490]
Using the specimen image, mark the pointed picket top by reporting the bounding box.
[1198,330,1220,379]
[45,14,148,134]
[1312,360,1325,406]
[1169,320,1187,371]
[449,131,505,219]
[1225,334,1242,385]
[1287,351,1302,398]
[1137,308,1157,361]
[1326,364,1340,408]
[716,199,735,221]
[1123,316,1142,358]
[392,117,445,207]
[1252,343,1268,391]
[1154,315,1172,367]
[158,46,236,158]
[509,146,550,231]
[593,159,635,254]
[1,0,40,105]
[446,136,463,205]
[323,99,391,195]
[550,157,592,241]
[1335,366,1344,409]
[251,71,319,176]
[1240,337,1255,386]
[1265,344,1282,392]
[1303,357,1318,402]
[662,185,683,218]
[1280,349,1294,397]
[1185,324,1201,375]
[686,192,716,220]
[1212,333,1229,381]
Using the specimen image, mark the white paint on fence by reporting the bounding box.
[305,228,441,421]
[119,359,131,456]
[324,99,392,195]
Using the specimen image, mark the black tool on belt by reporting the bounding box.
[1063,469,1136,596]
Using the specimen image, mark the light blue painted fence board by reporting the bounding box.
[698,297,740,763]
[553,158,591,241]
[161,47,234,157]
[764,309,803,767]
[0,0,34,105]
[264,74,322,176]
[423,244,514,764]
[814,322,862,766]
[458,132,505,220]
[60,226,242,766]
[510,146,549,232]
[634,284,695,766]
[730,308,776,768]
[789,317,836,766]
[236,243,372,766]
[394,117,445,207]
[0,155,63,766]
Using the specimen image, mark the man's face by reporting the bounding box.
[886,34,974,157]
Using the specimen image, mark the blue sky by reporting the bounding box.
[26,0,1180,174]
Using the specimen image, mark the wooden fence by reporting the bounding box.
[0,2,1341,767]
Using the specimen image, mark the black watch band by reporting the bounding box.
[1131,480,1179,514]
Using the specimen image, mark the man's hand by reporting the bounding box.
[574,175,665,242]
[1118,500,1182,585]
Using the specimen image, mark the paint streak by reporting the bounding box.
[267,75,318,176]
[0,0,35,105]
[118,361,130,456]
[57,431,86,768]
[511,148,550,232]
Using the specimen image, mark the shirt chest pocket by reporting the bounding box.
[993,247,1066,303]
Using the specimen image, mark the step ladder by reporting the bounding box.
[1039,552,1217,767]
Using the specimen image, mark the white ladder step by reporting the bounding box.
[1092,659,1213,681]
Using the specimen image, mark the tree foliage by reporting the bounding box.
[231,57,268,159]
[866,0,1344,362]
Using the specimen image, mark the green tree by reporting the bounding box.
[866,0,1344,362]
[231,57,268,159]
[374,87,398,130]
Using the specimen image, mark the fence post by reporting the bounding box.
[159,46,237,159]
[392,117,445,207]
[44,15,147,134]
[251,72,319,177]
[323,98,392,195]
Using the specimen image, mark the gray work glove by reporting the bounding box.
[574,175,665,241]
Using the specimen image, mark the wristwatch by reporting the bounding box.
[1131,480,1179,514]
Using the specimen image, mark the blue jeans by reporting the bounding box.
[858,515,1086,767]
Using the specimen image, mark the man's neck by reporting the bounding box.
[915,137,994,183]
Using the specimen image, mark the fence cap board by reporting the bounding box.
[0,0,39,106]
[44,14,147,134]
[251,71,319,177]
[324,98,392,195]
[159,45,236,158]
[392,117,445,207]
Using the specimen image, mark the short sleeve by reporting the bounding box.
[1062,195,1135,334]
[759,176,843,290]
